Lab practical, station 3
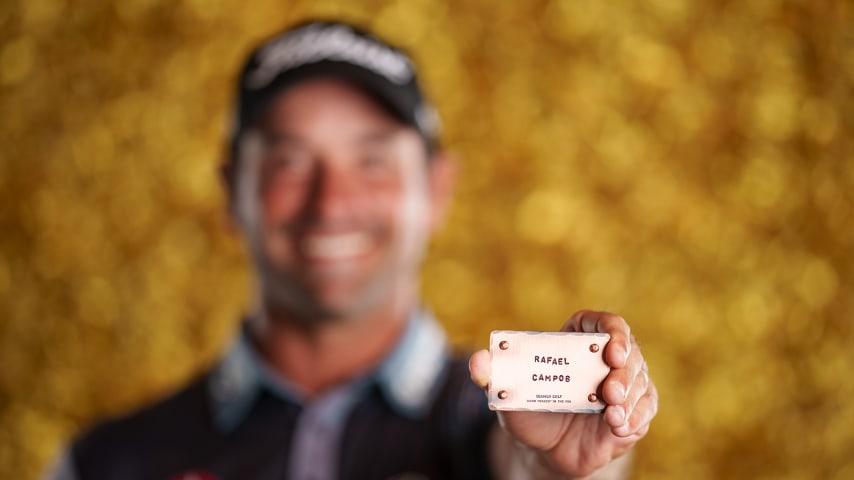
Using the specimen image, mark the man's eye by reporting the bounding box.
[263,152,313,182]
[281,155,308,169]
[359,154,392,173]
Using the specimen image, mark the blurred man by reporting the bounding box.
[48,20,657,480]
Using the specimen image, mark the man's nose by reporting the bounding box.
[306,163,356,221]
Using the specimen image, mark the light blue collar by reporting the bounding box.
[374,309,450,417]
[208,310,450,432]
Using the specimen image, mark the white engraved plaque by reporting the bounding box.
[488,330,610,413]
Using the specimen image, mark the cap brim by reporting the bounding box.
[245,60,422,134]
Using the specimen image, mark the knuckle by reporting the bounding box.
[635,369,649,390]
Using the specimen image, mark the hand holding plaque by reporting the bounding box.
[468,310,658,477]
[487,330,610,413]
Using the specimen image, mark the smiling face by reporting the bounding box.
[232,79,451,325]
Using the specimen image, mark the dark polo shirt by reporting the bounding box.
[47,312,496,480]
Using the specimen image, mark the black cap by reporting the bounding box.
[229,20,440,170]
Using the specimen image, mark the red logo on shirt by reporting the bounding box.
[169,471,219,480]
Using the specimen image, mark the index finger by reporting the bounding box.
[563,310,631,369]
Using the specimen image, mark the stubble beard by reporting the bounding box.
[252,235,397,329]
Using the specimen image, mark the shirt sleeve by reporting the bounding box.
[41,447,80,480]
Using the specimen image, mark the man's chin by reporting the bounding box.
[264,287,379,326]
[258,263,391,325]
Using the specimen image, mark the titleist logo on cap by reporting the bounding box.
[245,24,414,89]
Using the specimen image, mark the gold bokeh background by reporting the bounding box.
[2,0,853,478]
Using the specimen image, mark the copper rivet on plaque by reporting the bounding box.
[499,340,509,350]
[498,390,509,400]
[588,393,598,403]
[589,343,599,353]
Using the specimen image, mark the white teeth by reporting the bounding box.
[303,233,370,259]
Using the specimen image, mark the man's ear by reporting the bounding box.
[220,159,242,230]
[427,150,458,232]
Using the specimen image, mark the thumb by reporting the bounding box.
[468,349,491,389]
